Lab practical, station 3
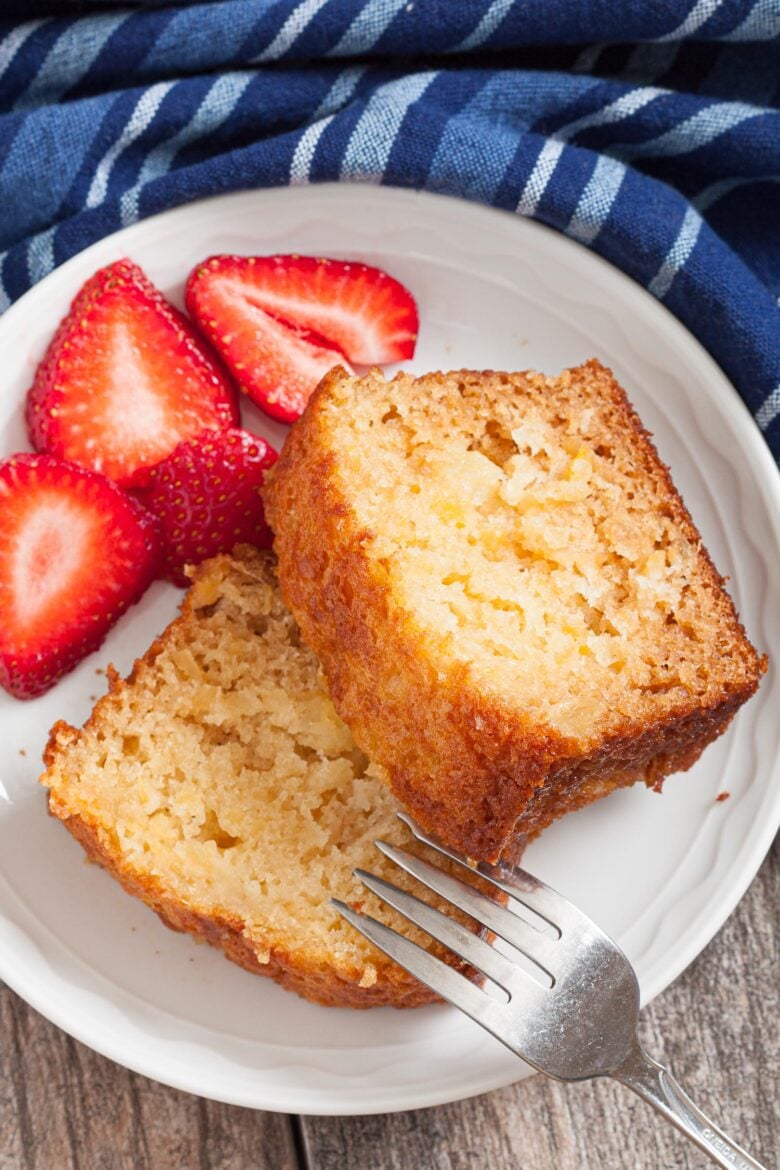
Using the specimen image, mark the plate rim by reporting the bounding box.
[0,182,778,1115]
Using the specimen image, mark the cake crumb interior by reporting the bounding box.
[331,367,748,740]
[42,552,461,980]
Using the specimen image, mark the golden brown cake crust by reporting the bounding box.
[264,364,765,862]
[50,792,433,1009]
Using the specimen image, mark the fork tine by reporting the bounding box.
[354,868,535,995]
[398,812,582,936]
[331,899,507,1030]
[374,840,557,978]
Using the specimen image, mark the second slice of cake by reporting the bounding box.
[265,362,764,862]
[42,548,481,1008]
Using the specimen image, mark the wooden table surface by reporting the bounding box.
[1,838,776,1170]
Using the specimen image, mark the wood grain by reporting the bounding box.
[0,990,298,1170]
[0,841,776,1170]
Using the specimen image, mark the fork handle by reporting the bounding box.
[611,1044,767,1170]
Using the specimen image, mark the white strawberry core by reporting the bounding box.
[15,497,89,625]
[239,282,370,350]
[220,283,346,379]
[101,322,169,448]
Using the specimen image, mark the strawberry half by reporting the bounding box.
[27,259,239,487]
[0,454,162,699]
[186,255,418,423]
[132,428,277,586]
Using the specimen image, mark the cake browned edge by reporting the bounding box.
[264,363,766,864]
[41,553,438,1010]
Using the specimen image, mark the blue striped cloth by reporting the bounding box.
[1,2,779,461]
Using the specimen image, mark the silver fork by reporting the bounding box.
[333,812,767,1170]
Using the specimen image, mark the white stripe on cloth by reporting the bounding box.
[290,114,337,185]
[26,224,56,286]
[252,0,331,63]
[454,0,514,52]
[86,81,175,210]
[327,0,408,56]
[0,260,10,314]
[313,63,366,119]
[289,65,366,185]
[566,155,627,245]
[556,87,666,142]
[616,100,765,161]
[119,71,254,226]
[340,71,438,182]
[515,139,564,217]
[0,20,49,83]
[656,0,723,41]
[756,384,780,431]
[648,205,703,298]
[722,0,780,39]
[13,12,130,112]
[138,3,259,72]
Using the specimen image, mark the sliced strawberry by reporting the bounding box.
[187,254,418,365]
[132,428,277,586]
[27,259,239,487]
[185,262,349,424]
[0,454,161,699]
[185,255,418,422]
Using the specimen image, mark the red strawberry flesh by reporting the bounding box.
[187,255,417,364]
[0,454,161,699]
[132,428,277,586]
[186,255,418,423]
[27,259,239,486]
[186,263,350,423]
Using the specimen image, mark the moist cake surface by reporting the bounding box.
[42,548,482,1008]
[265,362,764,861]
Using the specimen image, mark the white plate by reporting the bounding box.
[0,185,778,1116]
